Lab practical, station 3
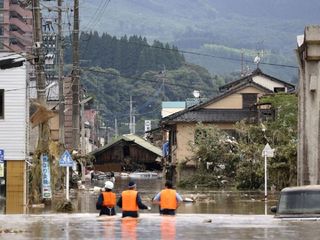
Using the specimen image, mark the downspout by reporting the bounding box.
[24,60,30,213]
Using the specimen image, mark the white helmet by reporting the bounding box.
[104,181,114,190]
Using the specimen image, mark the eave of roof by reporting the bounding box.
[90,134,162,157]
[161,81,272,124]
[219,68,295,92]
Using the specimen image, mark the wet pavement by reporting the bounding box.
[1,213,320,239]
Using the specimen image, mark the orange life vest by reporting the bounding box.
[122,190,138,211]
[102,192,116,207]
[160,189,177,210]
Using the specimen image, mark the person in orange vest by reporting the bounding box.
[96,181,117,216]
[152,180,183,215]
[117,181,151,218]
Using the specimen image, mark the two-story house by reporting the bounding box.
[160,68,295,182]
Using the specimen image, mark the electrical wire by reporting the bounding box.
[124,41,298,69]
[81,67,215,94]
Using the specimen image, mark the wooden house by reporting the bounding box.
[90,134,162,172]
[160,68,295,182]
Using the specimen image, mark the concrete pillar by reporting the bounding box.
[297,26,320,185]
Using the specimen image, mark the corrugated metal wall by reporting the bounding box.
[0,61,27,159]
[0,55,27,213]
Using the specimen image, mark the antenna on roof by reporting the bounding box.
[254,42,264,70]
[240,49,245,77]
[192,90,200,98]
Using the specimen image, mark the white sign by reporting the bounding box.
[41,154,52,199]
[145,120,151,132]
[59,150,74,167]
[0,163,4,177]
[0,149,4,163]
[262,143,274,157]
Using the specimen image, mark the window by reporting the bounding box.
[10,24,19,31]
[194,128,208,144]
[9,37,18,45]
[274,87,285,93]
[0,89,4,119]
[0,1,3,8]
[242,93,257,109]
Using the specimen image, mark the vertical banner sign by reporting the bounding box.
[0,149,4,163]
[41,154,52,199]
[0,163,4,178]
[0,149,5,178]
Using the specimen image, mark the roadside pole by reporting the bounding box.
[264,153,267,201]
[262,143,274,215]
[59,150,74,201]
[66,167,70,200]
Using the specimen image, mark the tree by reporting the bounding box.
[178,124,238,188]
[234,93,298,190]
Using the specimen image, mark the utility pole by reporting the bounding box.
[32,0,48,154]
[129,95,133,134]
[114,118,118,138]
[72,0,80,150]
[33,0,46,105]
[58,0,65,145]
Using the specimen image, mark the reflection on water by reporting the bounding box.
[102,217,116,239]
[161,216,176,240]
[1,214,320,240]
[121,217,138,240]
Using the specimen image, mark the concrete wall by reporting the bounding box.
[204,86,265,109]
[297,26,320,185]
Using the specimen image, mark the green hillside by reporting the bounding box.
[79,0,317,81]
[64,33,220,135]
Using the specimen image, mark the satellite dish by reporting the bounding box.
[254,55,261,64]
[192,90,200,98]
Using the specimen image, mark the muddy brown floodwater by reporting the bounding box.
[1,178,320,239]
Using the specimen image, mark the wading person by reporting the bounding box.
[152,180,183,215]
[96,181,117,216]
[117,181,151,218]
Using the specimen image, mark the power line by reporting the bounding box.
[81,67,216,94]
[77,32,298,70]
[125,41,299,69]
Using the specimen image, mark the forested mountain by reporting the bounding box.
[64,33,221,135]
[65,32,185,76]
[79,0,319,82]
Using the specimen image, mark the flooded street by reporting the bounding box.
[2,178,318,239]
[64,177,278,215]
[1,177,275,215]
[1,213,320,239]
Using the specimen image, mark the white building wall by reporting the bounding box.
[0,58,27,160]
[253,75,287,92]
